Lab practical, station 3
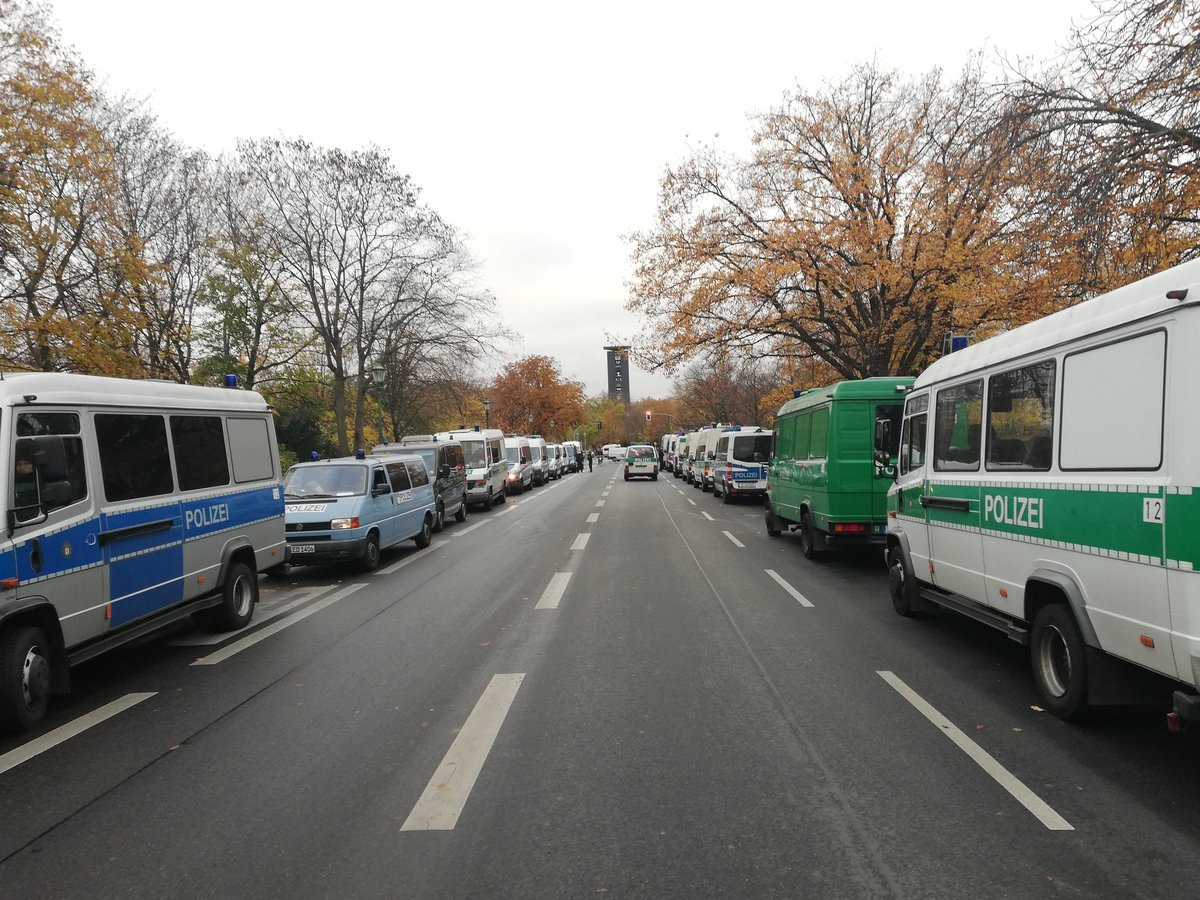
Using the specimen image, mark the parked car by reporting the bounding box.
[624,444,659,481]
[503,435,534,493]
[434,426,507,509]
[527,435,549,485]
[375,436,468,532]
[545,443,563,479]
[284,452,435,571]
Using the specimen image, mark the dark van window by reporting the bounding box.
[987,361,1055,471]
[96,414,174,502]
[407,459,430,487]
[386,462,412,492]
[171,416,231,491]
[371,466,391,493]
[14,412,87,517]
[933,381,983,471]
[875,404,903,457]
[446,444,464,470]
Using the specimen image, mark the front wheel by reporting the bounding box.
[433,502,445,533]
[1031,604,1090,720]
[722,485,733,504]
[415,515,433,549]
[887,545,920,617]
[454,499,468,523]
[360,533,382,572]
[0,625,51,732]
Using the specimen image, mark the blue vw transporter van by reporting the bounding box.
[283,452,436,571]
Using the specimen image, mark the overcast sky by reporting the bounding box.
[50,0,1084,398]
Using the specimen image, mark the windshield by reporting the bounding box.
[283,464,367,498]
[458,440,486,468]
[413,449,437,475]
[733,435,772,462]
[629,446,655,459]
[505,446,520,463]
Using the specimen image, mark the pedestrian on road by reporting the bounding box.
[587,450,593,472]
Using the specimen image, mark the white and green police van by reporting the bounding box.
[435,427,507,508]
[883,257,1200,724]
[0,373,285,731]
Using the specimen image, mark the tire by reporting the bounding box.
[722,484,733,504]
[195,560,258,630]
[624,473,630,481]
[799,512,825,560]
[887,545,921,617]
[764,502,783,537]
[414,515,433,549]
[433,502,445,533]
[0,625,51,732]
[360,532,382,572]
[651,474,658,481]
[1031,604,1090,720]
[454,498,468,523]
[498,486,507,503]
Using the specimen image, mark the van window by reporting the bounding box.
[1060,330,1165,470]
[171,416,231,490]
[459,440,486,468]
[733,434,771,462]
[15,412,87,513]
[900,413,928,474]
[794,414,812,459]
[987,361,1055,471]
[933,381,983,471]
[407,459,429,487]
[227,417,274,483]
[284,464,366,497]
[809,407,829,459]
[386,462,412,492]
[96,413,175,502]
[371,467,391,493]
[505,446,519,464]
[716,437,729,455]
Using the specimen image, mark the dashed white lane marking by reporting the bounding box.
[0,693,156,777]
[765,569,814,607]
[191,583,367,666]
[601,491,610,497]
[723,531,745,548]
[687,498,696,506]
[676,489,685,495]
[877,670,1074,831]
[701,512,714,522]
[535,572,572,610]
[378,540,447,575]
[171,586,339,646]
[453,518,491,537]
[595,500,606,507]
[401,673,526,831]
[570,533,591,550]
[587,513,599,523]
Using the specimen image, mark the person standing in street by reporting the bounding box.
[587,450,593,472]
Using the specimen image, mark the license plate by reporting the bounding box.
[290,544,316,554]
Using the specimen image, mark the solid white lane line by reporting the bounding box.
[0,693,156,777]
[535,572,572,609]
[595,500,606,507]
[586,513,599,523]
[687,498,696,506]
[401,673,526,831]
[377,540,447,575]
[192,584,367,666]
[877,670,1074,831]
[723,530,745,548]
[701,511,714,521]
[170,586,338,645]
[570,533,590,550]
[452,519,491,537]
[765,569,814,607]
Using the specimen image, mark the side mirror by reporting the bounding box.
[873,448,896,480]
[873,419,892,453]
[32,435,68,481]
[439,464,451,478]
[373,484,391,497]
[41,480,72,507]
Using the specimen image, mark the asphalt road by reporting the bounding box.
[1,461,1198,898]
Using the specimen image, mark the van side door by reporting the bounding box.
[894,394,932,581]
[368,464,396,547]
[385,462,414,542]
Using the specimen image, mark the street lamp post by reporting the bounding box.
[549,419,555,440]
[482,397,491,430]
[371,364,387,443]
[528,412,534,433]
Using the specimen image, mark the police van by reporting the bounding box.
[883,257,1200,723]
[0,373,285,731]
[710,426,772,503]
[283,451,435,571]
[435,427,507,508]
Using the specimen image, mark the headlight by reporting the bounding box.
[330,517,360,529]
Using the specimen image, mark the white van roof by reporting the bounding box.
[0,372,269,412]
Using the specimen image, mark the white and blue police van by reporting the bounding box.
[710,426,773,502]
[0,373,286,731]
[283,451,436,571]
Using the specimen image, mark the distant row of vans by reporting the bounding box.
[661,425,772,502]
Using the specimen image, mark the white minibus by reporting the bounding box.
[0,373,285,730]
[435,426,507,509]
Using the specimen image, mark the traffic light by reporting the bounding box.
[645,411,652,421]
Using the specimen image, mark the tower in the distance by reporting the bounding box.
[604,345,631,405]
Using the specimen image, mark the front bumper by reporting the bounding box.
[286,536,368,564]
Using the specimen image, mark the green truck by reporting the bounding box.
[764,377,914,557]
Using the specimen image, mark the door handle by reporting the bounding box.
[920,496,971,512]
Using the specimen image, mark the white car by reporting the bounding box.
[623,445,659,481]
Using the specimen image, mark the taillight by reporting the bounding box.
[831,522,867,534]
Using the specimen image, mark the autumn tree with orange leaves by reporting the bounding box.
[488,355,586,437]
[628,61,1065,382]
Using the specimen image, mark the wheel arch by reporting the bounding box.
[217,539,258,590]
[1025,569,1100,649]
[0,600,69,693]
